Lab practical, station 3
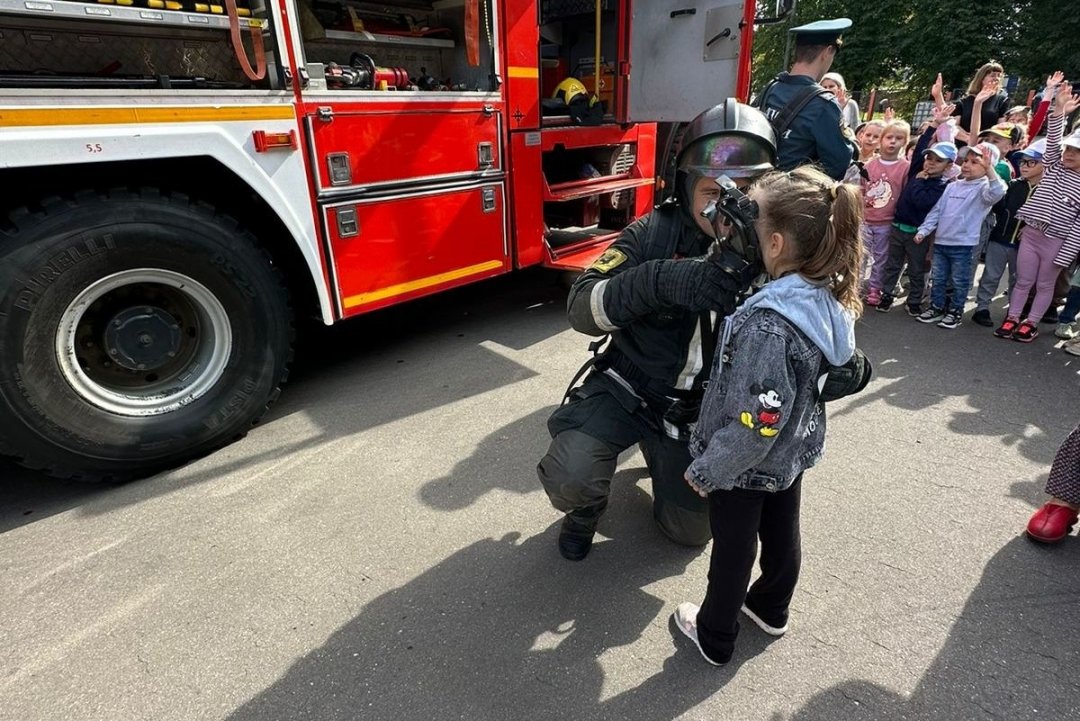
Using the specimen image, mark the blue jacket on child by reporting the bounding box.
[893,125,950,228]
[687,274,856,494]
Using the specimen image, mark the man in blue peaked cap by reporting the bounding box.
[754,18,858,180]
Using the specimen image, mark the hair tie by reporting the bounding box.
[830,184,839,200]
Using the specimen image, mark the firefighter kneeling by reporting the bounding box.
[536,100,776,560]
[536,99,871,561]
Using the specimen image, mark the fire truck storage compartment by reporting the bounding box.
[308,106,501,189]
[326,181,509,317]
[0,0,279,90]
[297,0,497,93]
[538,0,619,124]
[542,138,638,248]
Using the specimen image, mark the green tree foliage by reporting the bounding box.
[750,0,1074,116]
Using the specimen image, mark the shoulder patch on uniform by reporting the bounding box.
[590,248,628,273]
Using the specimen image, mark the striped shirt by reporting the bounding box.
[1016,113,1080,267]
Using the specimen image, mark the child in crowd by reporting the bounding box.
[976,123,1021,181]
[915,142,1007,328]
[876,105,956,314]
[1056,269,1080,344]
[672,166,863,666]
[1026,422,1080,543]
[861,120,911,306]
[904,138,919,161]
[972,140,1046,327]
[994,84,1080,342]
[821,72,861,130]
[856,120,884,163]
[1006,105,1031,126]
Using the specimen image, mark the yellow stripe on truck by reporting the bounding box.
[343,260,505,309]
[0,105,295,128]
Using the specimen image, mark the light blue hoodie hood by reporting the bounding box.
[725,273,856,366]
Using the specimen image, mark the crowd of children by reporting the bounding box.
[853,69,1080,354]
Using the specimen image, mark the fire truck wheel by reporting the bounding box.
[0,189,293,482]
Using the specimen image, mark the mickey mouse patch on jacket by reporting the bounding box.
[740,380,783,437]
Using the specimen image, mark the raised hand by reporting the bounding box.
[931,73,944,105]
[974,86,996,105]
[1045,70,1065,95]
[1061,89,1080,116]
[883,106,895,122]
[932,102,956,125]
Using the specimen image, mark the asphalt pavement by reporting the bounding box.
[2,268,1079,721]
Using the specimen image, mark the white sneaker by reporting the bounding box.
[740,603,789,636]
[1055,323,1077,340]
[672,603,728,666]
[1064,336,1080,357]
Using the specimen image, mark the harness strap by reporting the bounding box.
[560,335,609,405]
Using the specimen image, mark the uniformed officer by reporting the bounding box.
[755,18,857,180]
[535,101,777,561]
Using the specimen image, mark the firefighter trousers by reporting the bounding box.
[536,373,710,546]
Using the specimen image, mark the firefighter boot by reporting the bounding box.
[558,507,602,561]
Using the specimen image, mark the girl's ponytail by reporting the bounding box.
[811,182,863,315]
[753,166,865,316]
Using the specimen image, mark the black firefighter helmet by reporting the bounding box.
[674,99,777,206]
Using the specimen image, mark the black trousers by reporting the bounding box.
[880,226,931,309]
[696,475,803,659]
[537,373,710,546]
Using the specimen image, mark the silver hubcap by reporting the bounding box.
[55,269,233,417]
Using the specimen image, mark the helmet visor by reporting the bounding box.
[678,135,774,179]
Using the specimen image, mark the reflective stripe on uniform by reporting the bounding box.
[590,279,619,332]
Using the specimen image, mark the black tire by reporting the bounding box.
[0,188,293,482]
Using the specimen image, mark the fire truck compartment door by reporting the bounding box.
[626,0,744,122]
[326,182,510,317]
[307,108,502,192]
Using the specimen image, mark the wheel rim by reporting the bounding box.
[55,269,233,417]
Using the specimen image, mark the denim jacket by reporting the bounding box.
[687,274,856,493]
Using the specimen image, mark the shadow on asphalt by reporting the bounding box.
[0,268,572,532]
[784,535,1080,721]
[841,297,1079,508]
[226,474,776,721]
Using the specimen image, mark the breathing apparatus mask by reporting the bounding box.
[699,174,764,281]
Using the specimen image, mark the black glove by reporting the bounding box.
[654,252,752,313]
[707,246,761,290]
[819,348,873,403]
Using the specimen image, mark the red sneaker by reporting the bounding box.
[1012,321,1040,343]
[994,318,1019,338]
[1026,503,1079,543]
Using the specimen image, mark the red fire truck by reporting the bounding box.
[0,0,757,480]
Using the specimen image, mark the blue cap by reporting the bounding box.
[789,18,852,46]
[924,142,957,162]
[1017,146,1044,162]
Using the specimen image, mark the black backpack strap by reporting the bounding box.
[754,76,781,111]
[772,85,831,138]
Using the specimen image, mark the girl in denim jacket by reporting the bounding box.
[671,166,865,666]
